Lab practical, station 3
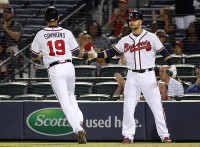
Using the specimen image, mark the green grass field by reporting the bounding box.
[0,142,200,147]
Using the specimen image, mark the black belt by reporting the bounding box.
[128,68,154,73]
[49,59,71,68]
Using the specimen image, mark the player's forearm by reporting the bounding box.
[92,48,119,58]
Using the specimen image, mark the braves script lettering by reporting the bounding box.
[124,40,151,53]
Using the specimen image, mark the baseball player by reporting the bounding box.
[30,6,88,144]
[89,10,177,143]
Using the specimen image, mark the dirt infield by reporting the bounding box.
[0,142,200,147]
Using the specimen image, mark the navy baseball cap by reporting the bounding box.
[3,6,14,14]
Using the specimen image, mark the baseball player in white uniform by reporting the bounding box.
[89,10,177,143]
[30,6,88,144]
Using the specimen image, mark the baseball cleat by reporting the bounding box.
[77,130,87,144]
[123,137,133,143]
[161,137,172,143]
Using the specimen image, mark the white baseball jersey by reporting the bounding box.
[31,26,79,68]
[114,29,164,69]
[30,26,84,134]
[117,30,170,140]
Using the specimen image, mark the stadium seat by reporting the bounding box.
[75,82,93,96]
[35,68,48,78]
[93,81,118,96]
[176,64,196,76]
[0,82,28,97]
[110,95,121,101]
[72,57,85,65]
[155,55,165,65]
[172,56,185,64]
[13,94,44,100]
[26,18,46,26]
[26,3,48,9]
[22,27,37,36]
[149,0,175,8]
[109,56,120,64]
[100,65,128,77]
[29,82,54,96]
[174,94,200,101]
[0,95,11,100]
[185,54,200,67]
[46,94,57,100]
[78,94,110,101]
[75,65,96,77]
[54,0,82,5]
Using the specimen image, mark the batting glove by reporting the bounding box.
[169,65,177,78]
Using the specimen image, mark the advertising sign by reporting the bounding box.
[24,101,146,141]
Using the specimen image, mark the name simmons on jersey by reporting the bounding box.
[44,32,65,39]
[124,40,151,53]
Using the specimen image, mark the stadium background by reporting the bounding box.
[0,0,200,142]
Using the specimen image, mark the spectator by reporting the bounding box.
[171,40,186,64]
[159,65,184,97]
[155,29,173,54]
[185,66,200,94]
[151,7,176,44]
[113,72,125,99]
[158,81,173,101]
[175,0,196,30]
[0,6,22,78]
[0,40,9,80]
[88,21,111,51]
[151,8,176,34]
[118,24,131,40]
[181,21,200,55]
[0,0,9,15]
[0,6,22,56]
[0,23,9,79]
[78,31,95,53]
[87,21,111,76]
[172,40,186,57]
[107,0,130,38]
[115,24,130,65]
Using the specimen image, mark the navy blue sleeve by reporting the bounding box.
[160,48,170,59]
[31,52,39,59]
[72,49,80,57]
[105,48,120,58]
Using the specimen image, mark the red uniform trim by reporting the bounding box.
[113,46,122,54]
[71,46,79,52]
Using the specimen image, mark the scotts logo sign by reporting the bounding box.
[27,108,73,136]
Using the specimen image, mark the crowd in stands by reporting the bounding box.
[0,5,23,80]
[0,0,200,100]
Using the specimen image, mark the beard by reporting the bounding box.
[130,24,140,31]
